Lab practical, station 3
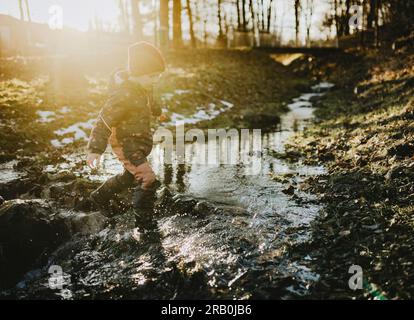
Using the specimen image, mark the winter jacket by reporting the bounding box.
[87,70,161,166]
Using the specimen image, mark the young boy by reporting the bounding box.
[86,42,166,230]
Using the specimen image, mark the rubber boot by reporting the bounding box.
[133,180,161,231]
[90,170,135,217]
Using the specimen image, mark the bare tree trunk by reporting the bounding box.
[334,0,340,47]
[24,0,31,22]
[368,0,374,28]
[218,0,223,36]
[249,0,258,46]
[344,0,351,35]
[374,0,380,47]
[305,0,314,47]
[131,0,143,40]
[203,15,208,47]
[236,0,241,30]
[360,0,366,47]
[254,1,260,35]
[186,0,196,48]
[118,0,125,31]
[18,0,24,21]
[118,0,128,33]
[266,0,273,33]
[173,0,183,48]
[242,0,247,31]
[295,0,301,46]
[272,0,278,35]
[367,0,380,46]
[260,0,265,31]
[159,0,169,51]
[124,0,131,34]
[217,0,225,44]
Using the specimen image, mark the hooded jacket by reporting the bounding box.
[87,70,161,165]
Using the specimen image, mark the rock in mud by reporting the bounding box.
[282,185,295,196]
[40,178,98,207]
[46,170,77,182]
[0,177,33,200]
[388,142,414,158]
[385,163,414,183]
[385,164,405,180]
[56,211,108,236]
[0,199,70,289]
[156,187,245,218]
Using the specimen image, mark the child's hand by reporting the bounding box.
[158,113,170,123]
[87,153,102,169]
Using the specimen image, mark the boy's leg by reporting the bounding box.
[127,161,161,230]
[132,178,161,231]
[90,169,135,216]
[109,128,160,228]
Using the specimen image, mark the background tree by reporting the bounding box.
[130,0,143,40]
[117,0,130,34]
[266,0,273,33]
[305,0,314,47]
[294,0,301,46]
[173,0,183,48]
[18,0,24,21]
[17,0,31,22]
[241,0,247,31]
[186,0,196,48]
[236,0,241,30]
[217,0,226,44]
[24,0,31,22]
[159,0,169,51]
[344,0,351,35]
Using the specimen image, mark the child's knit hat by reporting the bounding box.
[128,42,166,77]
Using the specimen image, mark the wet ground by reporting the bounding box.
[1,82,334,299]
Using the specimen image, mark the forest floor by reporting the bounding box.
[287,44,414,299]
[0,43,413,299]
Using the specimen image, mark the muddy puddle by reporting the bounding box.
[2,82,334,299]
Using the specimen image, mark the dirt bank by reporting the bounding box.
[287,45,414,299]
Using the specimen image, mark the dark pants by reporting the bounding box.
[112,168,136,191]
[91,127,159,228]
[91,167,159,229]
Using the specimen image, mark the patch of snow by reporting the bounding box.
[162,93,174,100]
[288,101,313,109]
[220,100,234,108]
[161,89,191,101]
[51,119,95,147]
[296,93,324,101]
[311,82,335,91]
[36,110,56,123]
[164,99,234,126]
[50,139,63,148]
[54,119,95,140]
[59,106,71,114]
[174,89,191,95]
